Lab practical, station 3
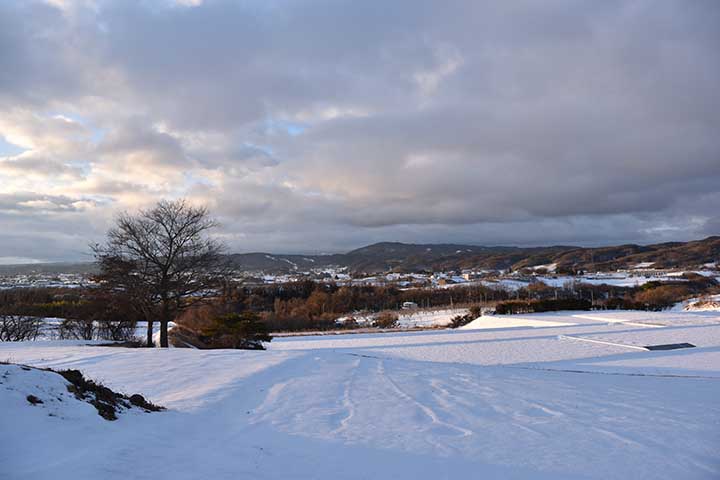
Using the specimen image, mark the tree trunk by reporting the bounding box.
[146,320,154,347]
[160,299,170,348]
[160,320,169,348]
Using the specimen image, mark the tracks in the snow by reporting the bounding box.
[253,352,475,454]
[329,357,360,437]
[375,359,474,440]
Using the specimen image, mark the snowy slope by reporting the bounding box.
[1,363,103,424]
[1,311,719,480]
[0,363,166,480]
[397,307,469,327]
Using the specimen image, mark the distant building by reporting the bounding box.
[402,301,418,310]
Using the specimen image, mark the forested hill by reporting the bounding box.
[225,236,720,274]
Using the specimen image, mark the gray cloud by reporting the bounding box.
[0,153,85,179]
[0,0,718,262]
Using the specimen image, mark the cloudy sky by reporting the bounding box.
[1,0,718,263]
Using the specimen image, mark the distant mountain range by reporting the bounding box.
[2,236,718,276]
[225,236,720,274]
[0,262,98,276]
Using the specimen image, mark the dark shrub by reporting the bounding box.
[448,305,482,328]
[449,314,472,329]
[199,312,273,350]
[58,318,96,340]
[495,298,592,315]
[96,319,137,341]
[633,285,689,310]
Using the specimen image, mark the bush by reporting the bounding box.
[373,312,398,329]
[604,296,641,310]
[0,315,43,341]
[449,305,481,328]
[199,312,273,350]
[58,318,96,340]
[174,303,218,333]
[633,285,689,310]
[57,318,137,342]
[495,298,592,315]
[96,319,137,341]
[449,314,473,329]
[262,312,338,332]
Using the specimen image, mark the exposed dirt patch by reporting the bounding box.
[57,368,164,420]
[4,362,164,421]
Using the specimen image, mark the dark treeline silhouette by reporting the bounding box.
[494,298,592,315]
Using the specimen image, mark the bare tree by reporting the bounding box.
[93,199,226,347]
[0,315,43,342]
[58,318,96,341]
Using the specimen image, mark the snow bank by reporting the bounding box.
[461,316,575,329]
[1,363,102,424]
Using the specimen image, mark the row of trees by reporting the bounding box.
[0,315,43,342]
[0,314,136,342]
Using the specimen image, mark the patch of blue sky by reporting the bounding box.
[285,123,306,136]
[45,111,106,144]
[89,127,107,144]
[183,171,217,188]
[80,194,116,206]
[265,118,307,137]
[0,136,27,157]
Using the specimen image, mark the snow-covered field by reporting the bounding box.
[1,310,719,479]
[397,307,469,327]
[336,307,470,328]
[475,270,720,291]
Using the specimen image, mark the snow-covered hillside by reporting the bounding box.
[1,310,719,479]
